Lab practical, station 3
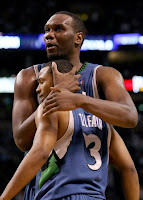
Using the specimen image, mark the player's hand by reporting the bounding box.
[43,88,79,116]
[51,62,81,92]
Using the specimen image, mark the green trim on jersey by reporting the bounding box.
[76,62,88,74]
[39,154,59,189]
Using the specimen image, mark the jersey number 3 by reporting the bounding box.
[83,133,102,170]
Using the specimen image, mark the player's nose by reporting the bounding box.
[36,85,40,93]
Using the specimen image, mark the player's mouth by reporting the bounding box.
[46,43,57,51]
[39,95,44,102]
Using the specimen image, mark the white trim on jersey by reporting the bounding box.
[92,65,102,99]
[33,64,39,80]
[92,65,111,164]
[54,111,74,159]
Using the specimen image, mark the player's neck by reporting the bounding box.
[69,59,82,72]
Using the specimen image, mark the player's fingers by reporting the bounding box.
[43,101,58,114]
[43,106,58,116]
[75,86,81,91]
[43,93,54,101]
[43,97,54,109]
[75,74,81,79]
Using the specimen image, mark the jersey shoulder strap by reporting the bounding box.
[33,63,46,80]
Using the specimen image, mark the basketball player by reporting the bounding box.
[0,60,139,200]
[12,11,138,154]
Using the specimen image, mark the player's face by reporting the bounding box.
[36,67,53,102]
[44,14,76,61]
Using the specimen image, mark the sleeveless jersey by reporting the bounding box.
[24,62,111,200]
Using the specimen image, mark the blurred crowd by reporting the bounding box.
[1,0,143,35]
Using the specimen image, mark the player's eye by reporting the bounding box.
[44,28,50,33]
[38,79,44,84]
[55,26,62,32]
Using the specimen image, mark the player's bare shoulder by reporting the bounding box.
[16,65,37,84]
[96,65,123,85]
[14,65,38,98]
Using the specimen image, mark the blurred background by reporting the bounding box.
[0,0,143,199]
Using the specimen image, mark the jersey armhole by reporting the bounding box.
[92,65,102,99]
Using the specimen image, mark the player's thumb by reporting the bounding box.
[71,65,77,74]
[52,62,59,75]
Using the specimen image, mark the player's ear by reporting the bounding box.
[75,32,84,46]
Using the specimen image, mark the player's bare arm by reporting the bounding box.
[43,66,138,128]
[0,104,58,200]
[12,66,38,152]
[96,66,138,127]
[109,126,140,200]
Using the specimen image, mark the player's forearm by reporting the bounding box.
[13,111,37,152]
[77,94,138,128]
[120,167,140,200]
[0,148,48,200]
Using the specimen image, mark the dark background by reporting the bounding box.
[0,0,143,199]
